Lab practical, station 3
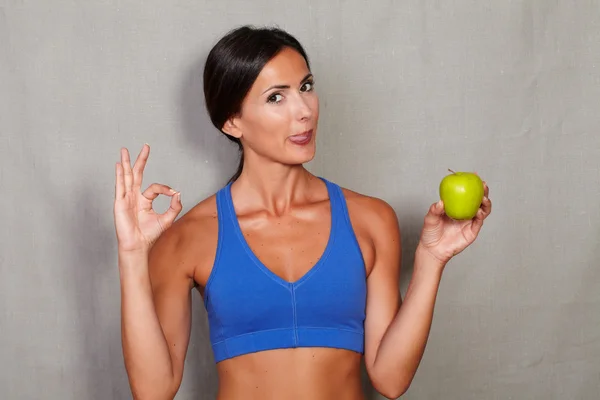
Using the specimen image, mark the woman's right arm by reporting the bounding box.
[120,232,194,400]
[114,144,189,399]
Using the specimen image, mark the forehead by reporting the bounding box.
[252,47,310,89]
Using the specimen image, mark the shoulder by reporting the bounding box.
[148,192,221,287]
[327,180,401,273]
[338,185,400,239]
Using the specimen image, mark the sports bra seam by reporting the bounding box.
[296,326,364,334]
[212,326,364,345]
[211,327,294,344]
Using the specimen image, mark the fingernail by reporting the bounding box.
[170,189,177,194]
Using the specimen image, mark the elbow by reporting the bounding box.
[371,373,413,399]
[376,385,409,400]
[131,386,178,400]
[130,375,180,400]
[375,383,410,400]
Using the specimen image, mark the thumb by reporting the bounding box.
[159,192,183,227]
[424,200,445,225]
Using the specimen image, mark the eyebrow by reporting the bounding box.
[261,73,313,94]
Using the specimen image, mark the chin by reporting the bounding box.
[295,143,317,164]
[282,146,316,166]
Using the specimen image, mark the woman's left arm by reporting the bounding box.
[364,182,492,399]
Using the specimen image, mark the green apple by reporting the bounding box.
[439,169,484,220]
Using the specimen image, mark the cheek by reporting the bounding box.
[242,109,289,148]
[244,105,282,130]
[257,109,290,137]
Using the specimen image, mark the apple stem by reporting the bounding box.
[448,168,456,174]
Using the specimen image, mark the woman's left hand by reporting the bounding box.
[418,180,492,264]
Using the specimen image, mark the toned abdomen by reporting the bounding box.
[216,347,365,400]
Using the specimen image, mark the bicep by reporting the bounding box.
[148,231,195,384]
[363,201,402,370]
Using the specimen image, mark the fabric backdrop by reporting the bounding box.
[1,1,599,399]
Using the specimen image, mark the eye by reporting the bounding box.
[267,93,283,103]
[301,81,315,92]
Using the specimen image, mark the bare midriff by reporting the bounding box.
[215,347,365,400]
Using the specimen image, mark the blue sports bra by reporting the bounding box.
[203,178,367,363]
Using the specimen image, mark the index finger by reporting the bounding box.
[132,144,150,190]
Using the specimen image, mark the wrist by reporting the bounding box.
[415,243,448,273]
[118,248,149,273]
[118,246,149,258]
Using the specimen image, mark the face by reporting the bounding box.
[223,47,320,166]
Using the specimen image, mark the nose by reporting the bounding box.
[294,94,313,121]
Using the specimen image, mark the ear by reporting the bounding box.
[222,116,243,139]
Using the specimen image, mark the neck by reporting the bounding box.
[231,156,319,215]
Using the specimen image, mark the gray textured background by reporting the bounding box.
[1,1,599,399]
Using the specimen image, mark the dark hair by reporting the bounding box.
[203,25,311,183]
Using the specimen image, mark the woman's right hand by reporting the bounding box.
[113,144,183,254]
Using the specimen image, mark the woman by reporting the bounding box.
[114,26,492,400]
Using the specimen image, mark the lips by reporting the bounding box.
[289,129,313,145]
